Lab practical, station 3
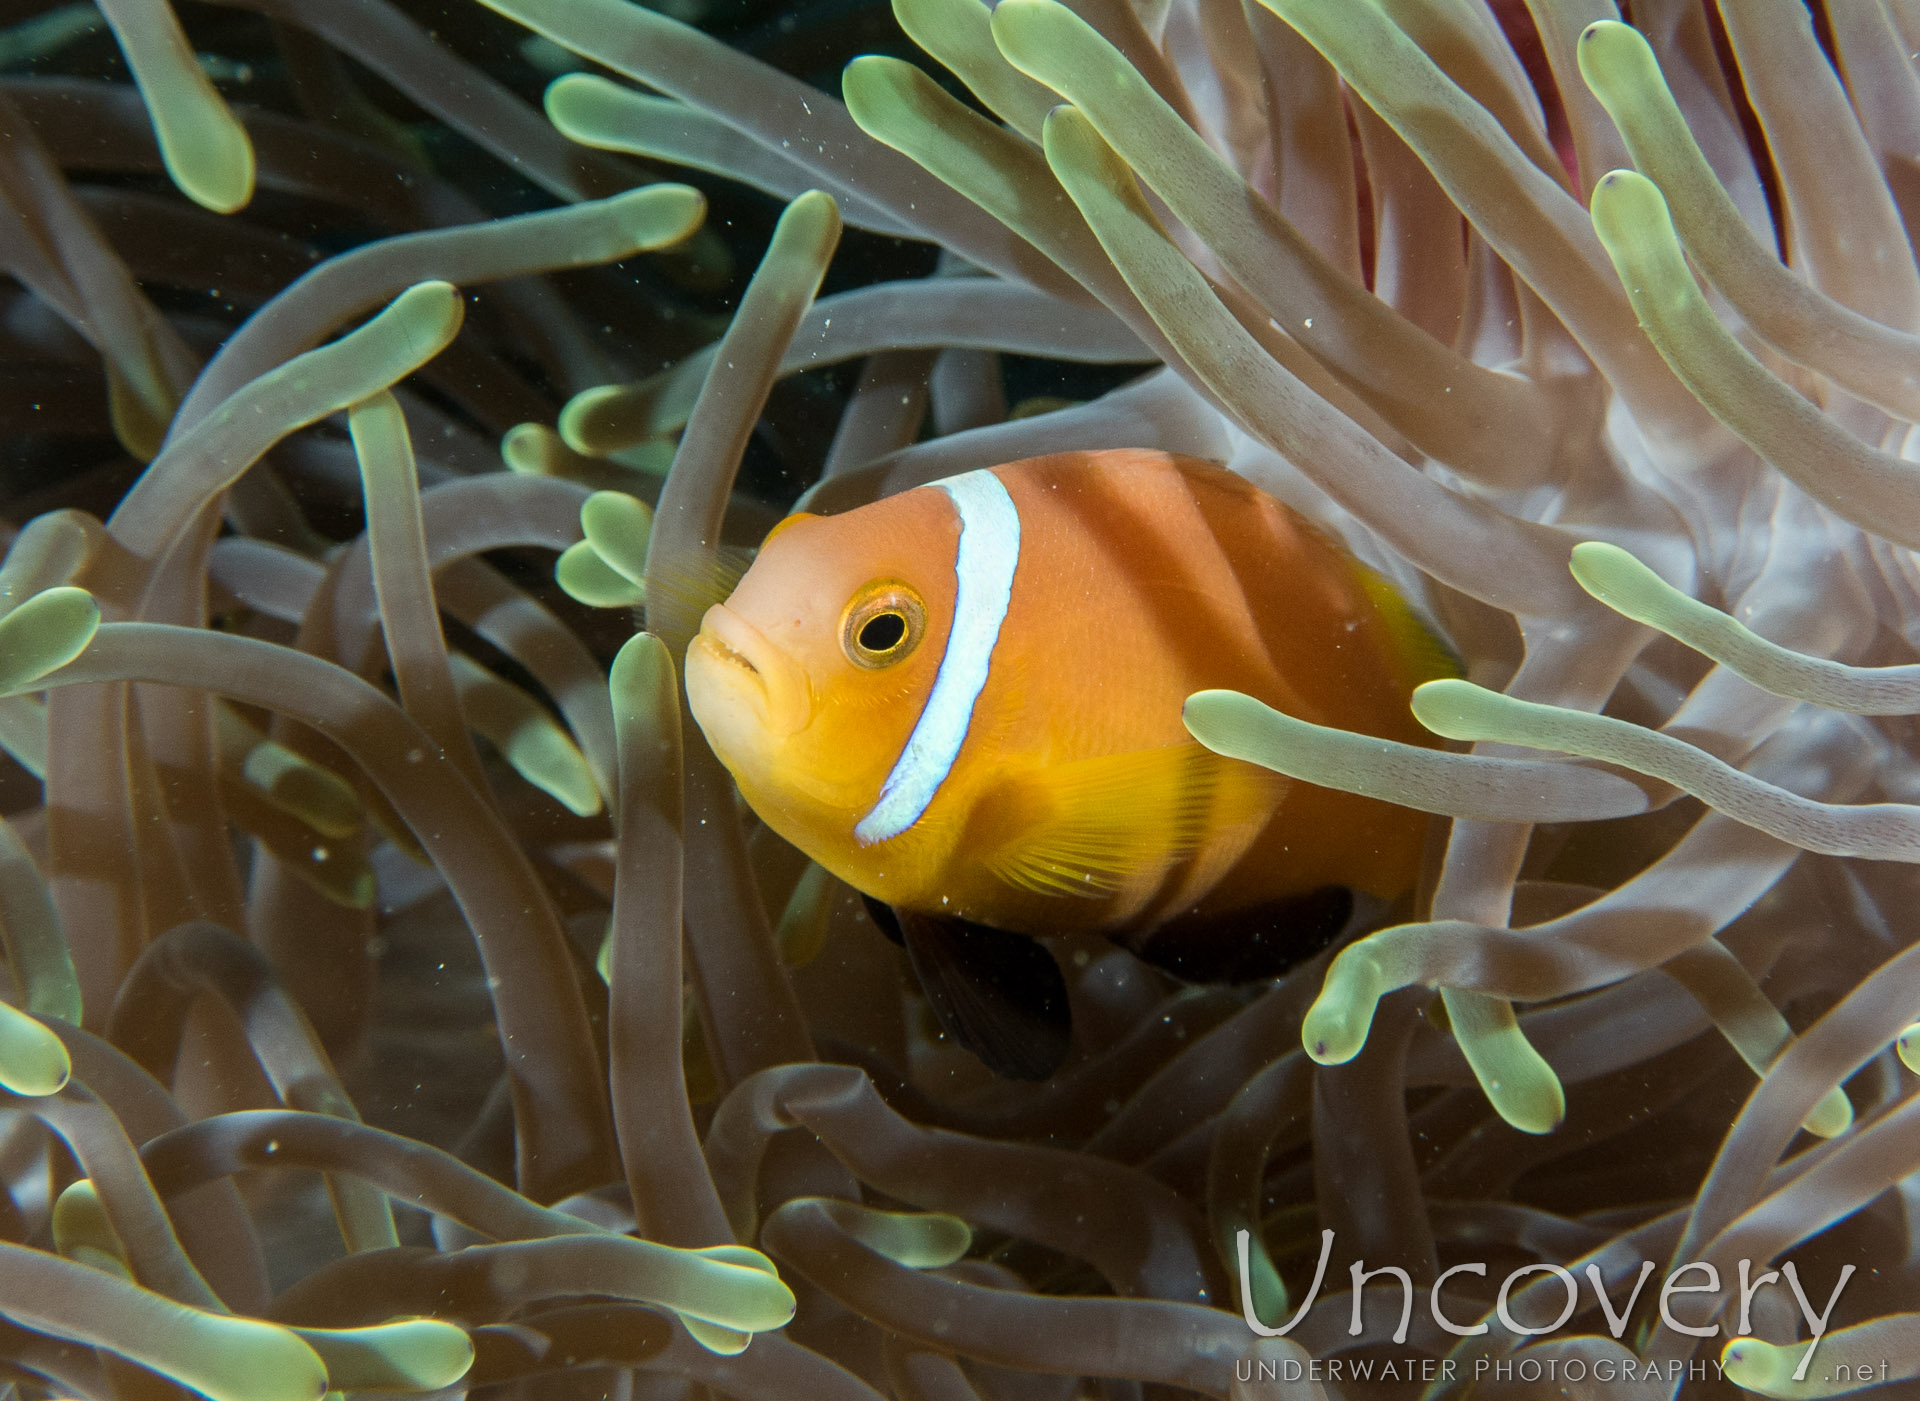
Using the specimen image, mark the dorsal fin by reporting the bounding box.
[1353,563,1463,688]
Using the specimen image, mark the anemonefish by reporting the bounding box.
[685,449,1455,1078]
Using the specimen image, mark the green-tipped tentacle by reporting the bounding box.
[0,1001,71,1096]
[1572,541,1920,714]
[0,587,100,693]
[1443,987,1565,1135]
[1589,168,1920,551]
[289,1320,475,1393]
[1183,688,1654,823]
[450,653,603,817]
[0,1242,326,1401]
[1412,677,1920,861]
[557,540,646,608]
[1578,19,1920,422]
[1661,941,1852,1138]
[94,0,254,213]
[770,1198,971,1269]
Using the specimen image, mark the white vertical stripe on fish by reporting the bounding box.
[855,470,1020,845]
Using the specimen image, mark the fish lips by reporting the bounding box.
[686,604,811,742]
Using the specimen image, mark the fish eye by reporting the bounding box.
[842,583,926,668]
[859,612,907,652]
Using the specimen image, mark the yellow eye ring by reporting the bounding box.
[841,582,927,668]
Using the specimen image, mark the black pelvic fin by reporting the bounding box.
[861,893,904,946]
[894,908,1072,1082]
[1130,885,1357,984]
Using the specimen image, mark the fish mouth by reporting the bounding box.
[688,604,809,737]
[699,615,761,680]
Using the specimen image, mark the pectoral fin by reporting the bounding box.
[643,545,753,622]
[893,907,1071,1081]
[970,743,1282,900]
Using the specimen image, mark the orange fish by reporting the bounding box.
[685,449,1453,1077]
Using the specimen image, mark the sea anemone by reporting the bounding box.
[3,0,1919,1396]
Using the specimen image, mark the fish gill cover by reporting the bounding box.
[0,0,1917,1397]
